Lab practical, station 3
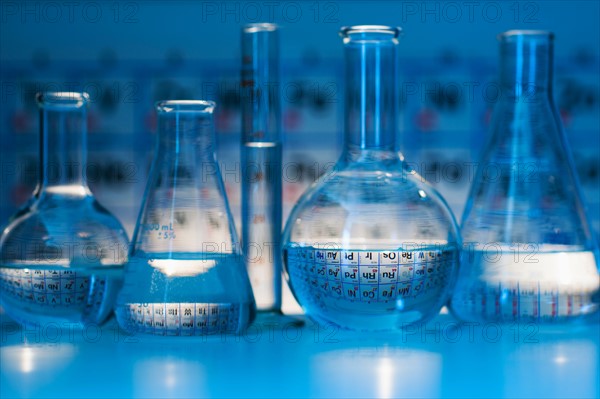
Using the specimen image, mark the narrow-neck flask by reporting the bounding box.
[115,101,256,336]
[450,31,600,323]
[241,23,282,313]
[0,92,128,328]
[282,26,461,331]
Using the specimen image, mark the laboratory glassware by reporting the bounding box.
[450,31,600,323]
[282,26,461,331]
[115,101,256,336]
[0,92,128,328]
[241,23,282,313]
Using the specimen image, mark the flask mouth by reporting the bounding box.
[36,92,89,109]
[243,22,278,33]
[498,30,554,42]
[156,100,216,114]
[340,25,402,43]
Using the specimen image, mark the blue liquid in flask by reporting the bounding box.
[1,265,123,327]
[451,246,599,322]
[116,252,255,335]
[284,244,458,330]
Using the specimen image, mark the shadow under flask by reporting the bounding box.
[115,101,256,336]
[0,92,128,328]
[450,31,600,323]
[281,26,461,331]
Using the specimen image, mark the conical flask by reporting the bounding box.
[450,31,600,323]
[115,101,256,336]
[0,92,128,328]
[282,26,461,331]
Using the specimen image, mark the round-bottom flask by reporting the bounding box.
[0,92,128,328]
[115,101,256,336]
[282,26,461,331]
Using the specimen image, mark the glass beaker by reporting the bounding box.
[241,23,283,313]
[0,92,128,328]
[282,26,461,331]
[115,101,256,336]
[450,31,600,323]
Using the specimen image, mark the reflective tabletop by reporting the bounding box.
[1,311,598,398]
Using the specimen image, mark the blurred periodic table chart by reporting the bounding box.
[1,56,598,236]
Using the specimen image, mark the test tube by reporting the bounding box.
[241,23,282,312]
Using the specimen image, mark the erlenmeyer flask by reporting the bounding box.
[0,92,128,328]
[282,26,461,331]
[115,101,256,336]
[450,31,600,323]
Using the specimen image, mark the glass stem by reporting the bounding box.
[499,33,552,98]
[496,33,555,241]
[343,35,398,153]
[38,106,88,195]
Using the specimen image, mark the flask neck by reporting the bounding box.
[37,93,90,197]
[498,31,554,99]
[156,101,217,161]
[341,26,400,155]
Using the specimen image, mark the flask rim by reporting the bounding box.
[339,25,402,43]
[155,100,216,114]
[243,22,278,33]
[36,92,89,109]
[498,30,554,42]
